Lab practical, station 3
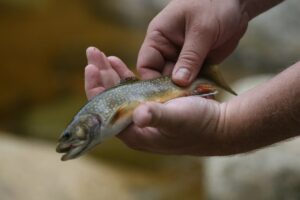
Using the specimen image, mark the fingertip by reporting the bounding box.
[107,55,120,62]
[172,67,193,86]
[108,56,135,79]
[86,47,108,67]
[107,56,125,69]
[86,46,100,57]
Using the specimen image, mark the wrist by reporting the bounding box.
[217,101,246,155]
[219,62,300,155]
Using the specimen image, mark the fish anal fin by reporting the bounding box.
[109,101,140,126]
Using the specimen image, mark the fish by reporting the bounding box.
[56,65,236,161]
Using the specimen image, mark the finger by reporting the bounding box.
[137,44,165,80]
[108,56,135,80]
[162,62,175,76]
[85,64,100,90]
[86,87,105,100]
[84,64,105,99]
[133,102,184,133]
[86,47,120,88]
[86,47,110,70]
[137,30,179,80]
[172,31,211,86]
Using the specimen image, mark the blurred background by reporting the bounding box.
[0,0,299,199]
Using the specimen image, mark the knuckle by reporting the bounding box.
[147,103,162,126]
[179,49,203,68]
[189,22,216,43]
[146,30,166,48]
[147,20,157,32]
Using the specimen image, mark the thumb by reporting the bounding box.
[172,31,211,86]
[133,102,180,131]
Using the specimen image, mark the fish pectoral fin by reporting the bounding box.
[119,76,139,85]
[108,101,140,126]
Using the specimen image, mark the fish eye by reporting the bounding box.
[63,132,71,140]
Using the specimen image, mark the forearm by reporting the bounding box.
[221,62,300,154]
[239,0,284,19]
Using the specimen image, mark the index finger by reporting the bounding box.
[137,42,165,80]
[137,30,180,80]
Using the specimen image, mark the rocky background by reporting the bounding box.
[0,0,299,199]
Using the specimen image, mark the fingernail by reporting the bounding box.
[174,67,191,81]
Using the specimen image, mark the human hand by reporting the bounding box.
[137,0,249,86]
[84,47,234,156]
[84,47,135,100]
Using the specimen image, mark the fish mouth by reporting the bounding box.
[56,140,90,161]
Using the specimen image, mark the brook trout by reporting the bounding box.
[56,65,235,161]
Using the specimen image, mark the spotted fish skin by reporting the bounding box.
[56,65,235,161]
[80,76,193,124]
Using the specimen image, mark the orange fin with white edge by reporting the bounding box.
[191,84,218,97]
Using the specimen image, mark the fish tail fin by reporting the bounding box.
[200,64,237,96]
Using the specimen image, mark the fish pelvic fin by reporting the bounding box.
[200,64,237,96]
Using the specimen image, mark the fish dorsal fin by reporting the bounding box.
[200,64,237,96]
[108,101,140,126]
[119,76,139,85]
[105,76,139,91]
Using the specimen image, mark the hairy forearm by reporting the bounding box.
[222,62,300,154]
[239,0,284,19]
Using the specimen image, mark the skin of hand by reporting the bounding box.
[85,47,300,156]
[137,0,249,86]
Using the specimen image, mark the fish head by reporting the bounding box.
[56,113,102,161]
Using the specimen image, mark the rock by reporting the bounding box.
[0,133,133,200]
